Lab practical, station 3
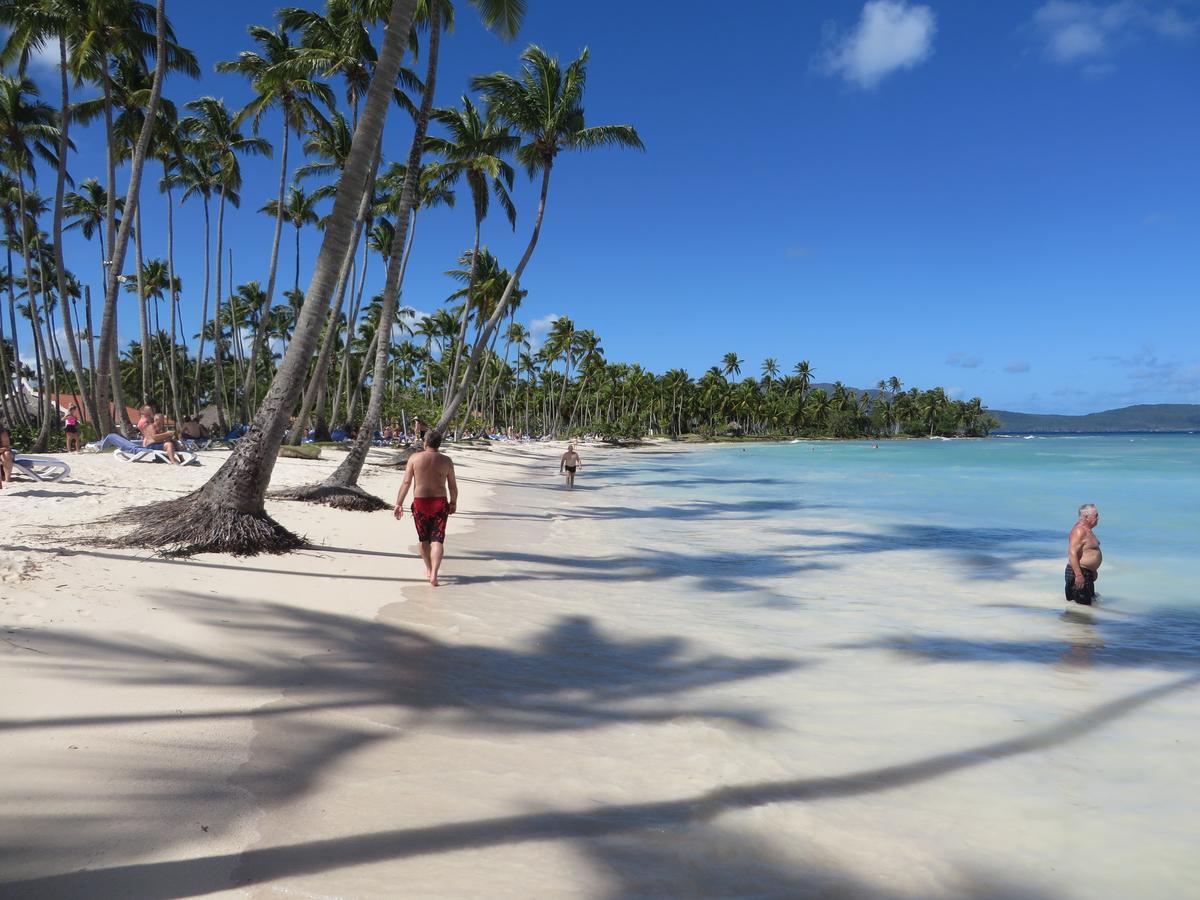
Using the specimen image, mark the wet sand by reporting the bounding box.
[2,442,1198,898]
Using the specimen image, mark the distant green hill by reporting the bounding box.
[991,404,1200,432]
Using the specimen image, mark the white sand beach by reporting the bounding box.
[2,443,1198,899]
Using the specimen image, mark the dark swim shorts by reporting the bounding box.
[411,496,449,543]
[1065,565,1097,605]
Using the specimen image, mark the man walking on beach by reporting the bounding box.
[394,431,458,586]
[1066,503,1102,605]
[560,443,582,489]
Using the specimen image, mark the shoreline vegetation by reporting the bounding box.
[0,1,995,554]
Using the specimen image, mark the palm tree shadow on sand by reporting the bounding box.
[2,672,1192,899]
[582,822,1056,899]
[0,591,797,882]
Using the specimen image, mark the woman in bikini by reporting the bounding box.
[63,404,82,453]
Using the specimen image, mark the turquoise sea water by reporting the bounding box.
[619,434,1199,614]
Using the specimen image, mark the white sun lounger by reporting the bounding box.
[10,455,72,482]
[113,448,199,466]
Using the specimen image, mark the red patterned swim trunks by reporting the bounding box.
[411,496,449,543]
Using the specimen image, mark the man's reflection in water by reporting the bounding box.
[1060,607,1104,667]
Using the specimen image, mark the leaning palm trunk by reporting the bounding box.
[277,9,441,510]
[52,35,99,429]
[286,135,383,445]
[97,0,419,556]
[435,166,552,434]
[96,0,167,435]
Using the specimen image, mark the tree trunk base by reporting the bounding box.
[269,481,389,512]
[94,492,306,557]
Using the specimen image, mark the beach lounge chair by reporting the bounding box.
[10,455,71,482]
[213,424,246,449]
[114,447,199,466]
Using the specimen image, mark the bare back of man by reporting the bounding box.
[394,433,458,586]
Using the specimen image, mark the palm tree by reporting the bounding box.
[181,96,270,426]
[435,46,644,433]
[428,94,518,395]
[721,352,742,378]
[0,0,104,429]
[116,0,420,555]
[71,0,196,434]
[217,25,333,412]
[0,73,62,448]
[262,184,320,297]
[168,145,220,412]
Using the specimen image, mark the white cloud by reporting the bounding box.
[946,385,964,398]
[528,313,561,351]
[945,352,982,369]
[785,245,812,259]
[1031,1,1197,68]
[1098,346,1200,395]
[819,1,937,90]
[393,306,430,342]
[1003,360,1031,373]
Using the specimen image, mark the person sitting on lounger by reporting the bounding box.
[143,413,180,464]
[179,416,207,442]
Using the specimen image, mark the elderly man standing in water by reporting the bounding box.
[1066,503,1102,605]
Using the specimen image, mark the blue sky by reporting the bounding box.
[12,0,1200,414]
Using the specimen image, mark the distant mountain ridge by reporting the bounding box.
[990,404,1200,433]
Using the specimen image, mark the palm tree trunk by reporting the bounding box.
[349,215,415,424]
[164,163,180,424]
[330,238,368,428]
[16,174,53,450]
[211,190,228,430]
[96,0,166,435]
[193,196,211,415]
[295,9,441,503]
[51,35,99,430]
[4,236,28,427]
[446,219,480,399]
[134,202,150,404]
[436,163,553,434]
[110,0,419,555]
[286,134,383,445]
[293,221,301,296]
[242,116,290,415]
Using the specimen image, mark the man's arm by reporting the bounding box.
[394,459,415,519]
[559,452,566,473]
[447,460,458,514]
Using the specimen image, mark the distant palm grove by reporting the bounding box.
[0,0,991,553]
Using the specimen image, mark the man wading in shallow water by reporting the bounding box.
[1066,503,1102,605]
[394,431,458,587]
